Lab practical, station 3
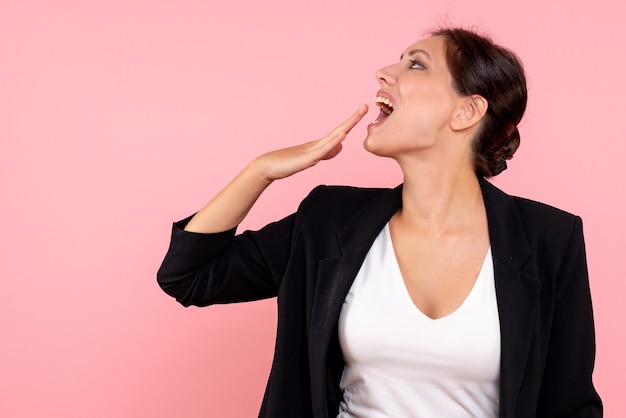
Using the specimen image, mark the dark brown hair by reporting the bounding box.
[432,27,527,177]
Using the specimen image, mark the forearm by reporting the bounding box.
[184,159,271,233]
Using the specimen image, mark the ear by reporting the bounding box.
[450,95,488,131]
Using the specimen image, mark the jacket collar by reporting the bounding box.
[479,177,532,269]
[308,178,540,418]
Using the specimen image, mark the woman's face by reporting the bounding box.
[364,35,464,159]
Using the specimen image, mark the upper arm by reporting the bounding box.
[156,186,324,307]
[537,216,602,416]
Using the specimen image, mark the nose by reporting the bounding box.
[376,64,397,86]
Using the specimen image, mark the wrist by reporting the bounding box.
[246,158,275,186]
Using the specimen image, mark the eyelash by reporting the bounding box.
[409,59,426,70]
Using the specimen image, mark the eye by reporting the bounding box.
[409,59,426,70]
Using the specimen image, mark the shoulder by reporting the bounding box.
[298,184,398,215]
[483,179,583,251]
[482,178,580,228]
[512,196,584,258]
[293,184,399,230]
[302,185,394,208]
[511,195,579,225]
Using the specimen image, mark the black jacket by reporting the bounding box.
[157,177,602,417]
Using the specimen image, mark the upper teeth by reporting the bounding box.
[375,96,394,114]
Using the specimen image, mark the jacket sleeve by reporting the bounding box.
[537,216,602,417]
[156,187,322,307]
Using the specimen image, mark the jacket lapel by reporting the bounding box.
[308,186,402,338]
[479,178,540,417]
[307,186,402,417]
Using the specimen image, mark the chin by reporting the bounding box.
[363,134,378,154]
[363,135,392,158]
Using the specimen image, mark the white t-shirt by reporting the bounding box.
[337,224,500,417]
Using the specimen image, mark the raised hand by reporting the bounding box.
[252,104,369,183]
[184,104,369,233]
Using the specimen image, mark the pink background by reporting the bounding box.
[1,0,624,416]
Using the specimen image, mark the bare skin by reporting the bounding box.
[185,35,491,320]
[389,186,490,319]
[183,104,369,234]
[367,35,490,319]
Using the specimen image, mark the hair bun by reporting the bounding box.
[490,127,521,176]
[502,126,521,161]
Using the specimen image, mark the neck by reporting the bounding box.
[395,156,483,233]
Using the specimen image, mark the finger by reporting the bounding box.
[332,104,369,136]
[308,104,369,162]
[319,104,369,151]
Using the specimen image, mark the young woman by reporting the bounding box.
[157,27,602,417]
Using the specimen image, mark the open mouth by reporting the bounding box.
[373,96,394,123]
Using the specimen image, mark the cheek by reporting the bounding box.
[396,102,445,136]
[406,89,456,129]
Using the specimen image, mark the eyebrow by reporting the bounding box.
[400,49,431,61]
